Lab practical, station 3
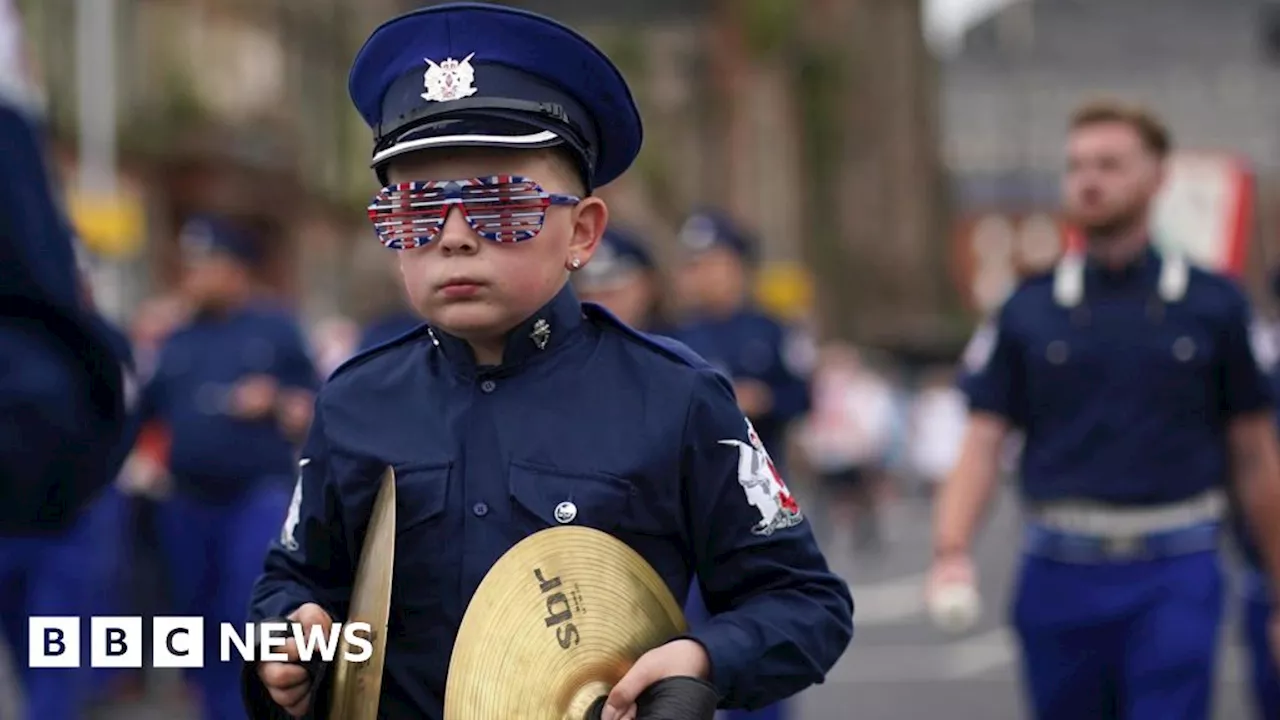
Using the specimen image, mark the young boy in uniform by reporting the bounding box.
[243,4,854,719]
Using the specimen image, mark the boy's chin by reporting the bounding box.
[427,304,514,338]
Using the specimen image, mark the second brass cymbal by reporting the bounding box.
[444,526,686,720]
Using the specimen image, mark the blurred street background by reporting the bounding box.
[7,0,1280,717]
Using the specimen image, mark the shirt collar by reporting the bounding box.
[428,283,585,376]
[1085,243,1160,285]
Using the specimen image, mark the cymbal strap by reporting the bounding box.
[634,677,719,720]
[580,677,719,720]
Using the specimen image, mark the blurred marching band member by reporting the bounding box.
[932,100,1280,720]
[574,225,674,334]
[670,209,812,720]
[131,215,320,720]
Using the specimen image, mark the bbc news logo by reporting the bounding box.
[28,617,373,668]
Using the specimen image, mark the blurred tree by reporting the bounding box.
[705,0,948,348]
[800,0,947,347]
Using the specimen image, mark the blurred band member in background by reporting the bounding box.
[931,100,1280,720]
[574,225,672,334]
[131,215,320,720]
[672,208,811,720]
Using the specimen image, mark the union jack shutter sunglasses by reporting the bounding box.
[366,175,581,250]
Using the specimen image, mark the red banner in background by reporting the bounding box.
[956,152,1255,312]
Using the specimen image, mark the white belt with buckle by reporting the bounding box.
[1030,490,1225,538]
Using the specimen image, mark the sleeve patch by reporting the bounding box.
[280,458,306,551]
[718,418,804,537]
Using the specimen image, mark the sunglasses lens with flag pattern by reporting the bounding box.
[366,176,580,250]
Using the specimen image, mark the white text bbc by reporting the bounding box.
[27,617,373,669]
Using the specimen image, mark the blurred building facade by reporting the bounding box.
[21,0,951,354]
[943,0,1280,311]
[20,0,404,323]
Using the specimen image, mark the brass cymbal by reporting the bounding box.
[444,526,687,720]
[329,468,397,720]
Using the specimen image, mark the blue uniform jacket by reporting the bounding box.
[247,286,852,717]
[962,247,1273,505]
[671,309,810,469]
[0,101,130,534]
[139,303,320,500]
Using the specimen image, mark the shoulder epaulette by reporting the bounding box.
[1052,249,1188,308]
[582,303,713,371]
[328,323,431,381]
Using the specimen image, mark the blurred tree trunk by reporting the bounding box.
[797,0,945,346]
[708,0,753,219]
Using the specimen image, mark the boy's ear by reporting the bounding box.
[566,197,608,266]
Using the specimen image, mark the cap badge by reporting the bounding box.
[531,318,551,350]
[422,53,478,103]
[679,216,717,251]
[179,220,215,256]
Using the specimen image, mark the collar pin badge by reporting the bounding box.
[531,319,551,350]
[422,53,478,103]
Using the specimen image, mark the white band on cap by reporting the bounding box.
[371,130,561,166]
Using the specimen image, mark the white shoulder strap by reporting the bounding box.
[1053,253,1085,308]
[1157,252,1188,302]
[1053,249,1188,308]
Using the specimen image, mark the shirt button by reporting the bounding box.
[480,380,496,393]
[472,502,489,517]
[554,501,577,524]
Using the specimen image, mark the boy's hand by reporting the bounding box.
[602,639,710,720]
[257,603,332,717]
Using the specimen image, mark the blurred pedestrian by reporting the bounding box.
[908,366,967,498]
[798,343,894,551]
[930,100,1280,719]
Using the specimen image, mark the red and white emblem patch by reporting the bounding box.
[719,419,803,537]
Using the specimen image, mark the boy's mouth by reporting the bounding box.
[438,277,487,299]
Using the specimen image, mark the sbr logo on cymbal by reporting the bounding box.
[534,568,581,649]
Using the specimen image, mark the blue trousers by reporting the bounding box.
[0,497,104,719]
[1012,550,1223,720]
[84,487,129,699]
[685,583,787,720]
[157,483,291,720]
[1244,588,1280,720]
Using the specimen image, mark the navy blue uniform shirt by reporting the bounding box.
[0,98,130,533]
[140,303,320,499]
[249,285,852,717]
[671,310,810,469]
[961,246,1273,505]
